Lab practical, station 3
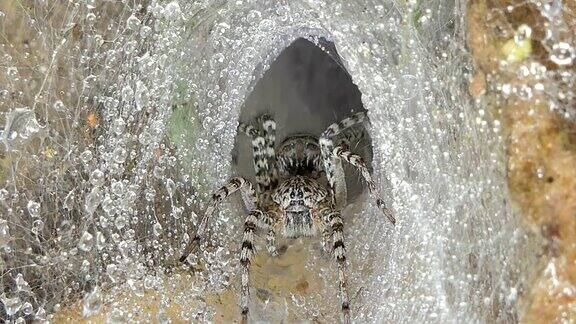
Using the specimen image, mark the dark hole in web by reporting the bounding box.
[233,37,374,202]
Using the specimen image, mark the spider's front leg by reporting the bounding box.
[237,114,279,194]
[322,208,351,324]
[333,145,396,225]
[319,112,367,208]
[180,177,258,262]
[258,114,279,188]
[238,123,270,194]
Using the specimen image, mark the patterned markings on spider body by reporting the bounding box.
[181,111,395,324]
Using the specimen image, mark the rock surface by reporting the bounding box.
[467,1,576,322]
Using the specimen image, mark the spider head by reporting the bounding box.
[277,135,321,177]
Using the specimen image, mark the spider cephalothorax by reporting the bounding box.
[181,112,395,324]
[272,175,327,237]
[276,135,322,177]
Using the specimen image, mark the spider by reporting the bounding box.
[180,111,395,323]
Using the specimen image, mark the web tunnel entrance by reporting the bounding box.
[233,38,374,201]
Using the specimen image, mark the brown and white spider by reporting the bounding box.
[180,111,395,323]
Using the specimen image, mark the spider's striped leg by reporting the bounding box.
[180,177,258,262]
[259,114,279,189]
[239,210,258,323]
[319,112,367,207]
[324,209,351,324]
[337,127,366,150]
[333,145,396,225]
[322,112,367,139]
[257,207,279,256]
[266,229,278,257]
[239,209,277,322]
[238,122,270,194]
[317,203,333,255]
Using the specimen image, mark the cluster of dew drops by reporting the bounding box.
[497,0,575,118]
[0,1,218,322]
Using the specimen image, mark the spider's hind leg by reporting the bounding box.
[239,210,258,323]
[239,209,277,322]
[323,209,351,324]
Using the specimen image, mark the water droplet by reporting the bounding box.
[111,181,125,197]
[113,147,127,164]
[172,206,183,220]
[27,200,41,218]
[80,150,94,164]
[126,14,141,30]
[514,24,532,44]
[101,195,117,215]
[0,219,10,248]
[22,302,33,315]
[115,215,127,230]
[165,179,175,197]
[258,19,275,32]
[96,231,106,250]
[6,67,18,79]
[93,34,104,47]
[53,100,66,112]
[128,278,145,297]
[124,40,137,55]
[31,219,44,235]
[0,188,8,201]
[210,53,225,69]
[135,81,149,111]
[517,85,533,100]
[550,42,574,66]
[106,264,121,282]
[112,118,126,135]
[81,260,91,272]
[1,108,45,151]
[540,0,562,20]
[104,97,119,110]
[118,240,129,257]
[78,231,94,252]
[164,2,182,21]
[15,273,30,292]
[1,295,22,316]
[90,169,105,187]
[398,75,418,100]
[86,13,96,25]
[140,26,152,38]
[35,307,46,320]
[83,287,102,317]
[153,222,163,236]
[121,85,133,102]
[85,187,102,215]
